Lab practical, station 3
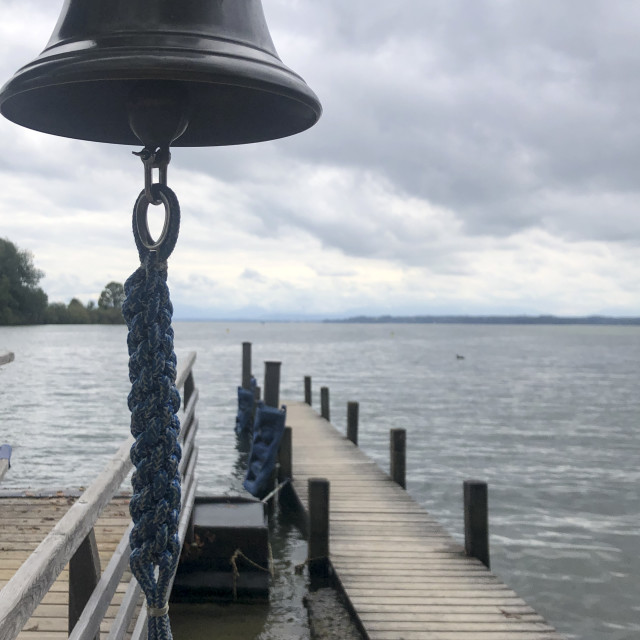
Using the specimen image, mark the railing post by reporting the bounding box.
[242,342,252,390]
[69,528,101,638]
[308,478,330,577]
[347,402,359,445]
[464,480,490,569]
[304,376,312,405]
[0,445,11,483]
[320,386,330,421]
[264,361,281,408]
[183,370,195,407]
[390,429,406,489]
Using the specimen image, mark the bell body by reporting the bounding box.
[0,0,321,146]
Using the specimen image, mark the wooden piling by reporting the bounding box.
[390,428,406,489]
[347,402,359,445]
[320,386,330,420]
[264,361,281,408]
[304,375,312,405]
[278,426,293,481]
[242,342,252,390]
[464,479,490,568]
[308,478,330,576]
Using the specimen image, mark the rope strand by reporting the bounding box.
[123,252,181,640]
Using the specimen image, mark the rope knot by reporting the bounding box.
[148,604,169,618]
[124,220,181,640]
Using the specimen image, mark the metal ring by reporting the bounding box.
[132,184,180,262]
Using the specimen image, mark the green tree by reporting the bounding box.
[98,281,125,310]
[0,238,48,325]
[45,302,69,324]
[67,298,91,324]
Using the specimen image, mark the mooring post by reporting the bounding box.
[320,386,330,420]
[304,375,312,405]
[279,426,293,481]
[308,477,330,577]
[264,361,281,408]
[347,402,359,445]
[464,479,490,568]
[390,428,406,489]
[242,342,252,390]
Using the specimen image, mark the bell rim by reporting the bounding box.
[0,46,322,146]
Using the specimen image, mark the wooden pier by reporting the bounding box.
[2,344,568,639]
[0,495,133,639]
[285,400,566,640]
[0,353,199,640]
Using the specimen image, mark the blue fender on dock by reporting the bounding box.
[243,403,286,499]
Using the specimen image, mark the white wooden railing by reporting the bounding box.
[1,352,15,482]
[0,351,199,640]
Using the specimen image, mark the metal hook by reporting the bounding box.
[133,145,171,205]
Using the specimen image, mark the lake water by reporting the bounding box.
[0,321,638,640]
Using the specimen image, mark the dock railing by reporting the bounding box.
[0,351,199,640]
[1,353,15,483]
[0,445,10,483]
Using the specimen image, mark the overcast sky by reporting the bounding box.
[2,0,640,319]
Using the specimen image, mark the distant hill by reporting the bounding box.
[326,315,640,325]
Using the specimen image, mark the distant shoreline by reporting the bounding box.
[5,315,639,326]
[324,315,640,325]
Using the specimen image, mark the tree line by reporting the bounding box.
[0,237,125,325]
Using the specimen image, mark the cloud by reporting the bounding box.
[240,268,267,282]
[1,0,640,317]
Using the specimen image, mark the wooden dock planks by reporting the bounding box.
[0,494,139,639]
[286,401,566,640]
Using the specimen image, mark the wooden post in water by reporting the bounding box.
[242,342,252,390]
[68,529,101,638]
[347,402,359,445]
[308,478,330,577]
[320,386,330,421]
[279,426,292,481]
[464,480,490,568]
[304,376,312,405]
[264,361,281,408]
[390,429,406,489]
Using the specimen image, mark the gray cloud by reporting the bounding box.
[264,1,640,242]
[2,0,640,316]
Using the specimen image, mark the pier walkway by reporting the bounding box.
[0,495,133,639]
[286,401,566,640]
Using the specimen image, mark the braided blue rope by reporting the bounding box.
[123,185,181,640]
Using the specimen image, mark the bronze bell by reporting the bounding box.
[0,0,321,148]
